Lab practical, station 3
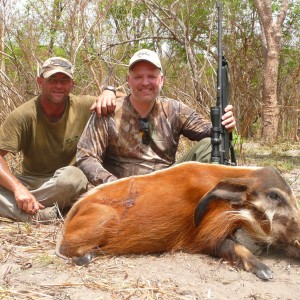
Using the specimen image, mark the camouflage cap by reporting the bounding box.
[129,49,162,71]
[40,57,74,79]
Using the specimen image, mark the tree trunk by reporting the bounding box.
[261,37,280,142]
[253,0,289,143]
[48,0,64,55]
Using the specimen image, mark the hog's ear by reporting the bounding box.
[194,178,254,227]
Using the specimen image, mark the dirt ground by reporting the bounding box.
[0,164,299,300]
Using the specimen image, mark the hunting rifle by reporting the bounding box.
[211,1,237,165]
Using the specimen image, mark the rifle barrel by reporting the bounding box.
[216,1,222,108]
[211,1,237,166]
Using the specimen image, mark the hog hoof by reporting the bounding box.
[253,263,273,280]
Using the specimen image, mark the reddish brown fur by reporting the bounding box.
[58,163,261,255]
[56,162,299,279]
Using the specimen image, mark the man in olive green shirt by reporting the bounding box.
[0,57,117,223]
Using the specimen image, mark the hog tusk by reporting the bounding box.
[294,240,300,248]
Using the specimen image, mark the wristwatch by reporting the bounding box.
[103,85,116,95]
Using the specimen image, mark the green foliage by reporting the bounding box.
[255,156,296,173]
[0,0,299,142]
[282,1,300,44]
[108,0,147,19]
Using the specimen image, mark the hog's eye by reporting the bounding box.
[268,191,283,203]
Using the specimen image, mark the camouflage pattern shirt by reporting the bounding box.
[77,95,212,186]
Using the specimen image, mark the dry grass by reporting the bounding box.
[0,219,203,299]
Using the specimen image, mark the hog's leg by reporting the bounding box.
[58,203,118,265]
[216,238,273,280]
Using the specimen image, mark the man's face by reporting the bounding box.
[37,72,74,105]
[127,61,164,104]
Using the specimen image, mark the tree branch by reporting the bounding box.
[276,0,289,28]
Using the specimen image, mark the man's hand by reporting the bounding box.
[90,90,117,117]
[14,185,45,215]
[221,105,236,132]
[0,152,45,215]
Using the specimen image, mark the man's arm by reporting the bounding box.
[76,113,118,186]
[0,150,44,214]
[178,101,235,140]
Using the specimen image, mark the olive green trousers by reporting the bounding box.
[175,137,212,164]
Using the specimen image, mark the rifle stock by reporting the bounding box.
[211,1,236,165]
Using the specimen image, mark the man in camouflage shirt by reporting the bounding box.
[77,49,236,186]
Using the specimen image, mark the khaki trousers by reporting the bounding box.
[0,166,88,222]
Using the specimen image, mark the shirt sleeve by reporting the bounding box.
[76,112,118,186]
[178,102,212,141]
[0,109,27,154]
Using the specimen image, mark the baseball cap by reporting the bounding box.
[40,57,74,79]
[129,49,162,71]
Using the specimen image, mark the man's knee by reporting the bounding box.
[175,138,212,165]
[190,138,212,163]
[195,137,212,162]
[55,166,88,195]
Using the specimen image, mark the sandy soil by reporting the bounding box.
[0,167,299,300]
